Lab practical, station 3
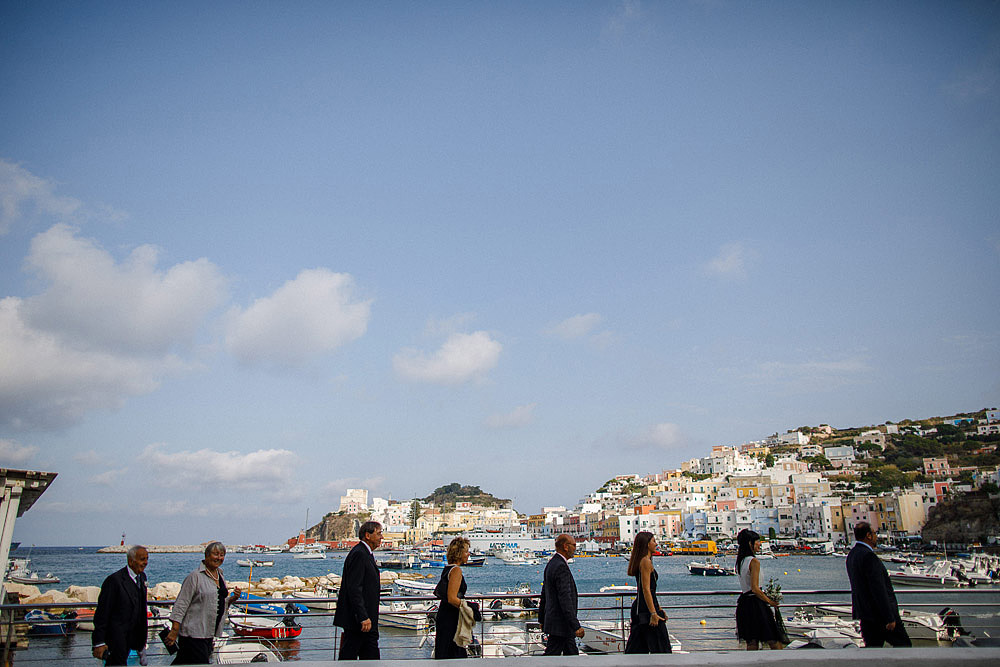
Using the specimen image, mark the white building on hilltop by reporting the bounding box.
[339,488,369,513]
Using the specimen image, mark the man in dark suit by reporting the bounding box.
[335,521,383,659]
[92,545,149,665]
[846,521,911,648]
[538,534,584,655]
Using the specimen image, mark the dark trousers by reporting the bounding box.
[172,636,213,664]
[860,619,911,648]
[339,627,380,660]
[543,634,579,655]
[102,647,133,666]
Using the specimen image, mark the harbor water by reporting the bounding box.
[8,546,1000,664]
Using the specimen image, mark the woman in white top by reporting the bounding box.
[734,529,782,650]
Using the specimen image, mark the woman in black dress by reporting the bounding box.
[734,529,782,650]
[434,537,471,658]
[623,531,671,653]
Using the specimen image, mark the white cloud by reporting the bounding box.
[484,404,538,430]
[630,422,688,451]
[0,159,82,234]
[704,242,756,279]
[37,499,115,514]
[73,449,102,465]
[544,313,602,340]
[394,331,502,384]
[0,296,178,429]
[90,469,127,486]
[601,0,645,43]
[0,439,38,465]
[138,500,271,518]
[138,444,301,500]
[742,357,872,391]
[22,224,227,355]
[226,269,371,367]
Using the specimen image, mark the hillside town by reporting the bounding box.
[296,408,1000,551]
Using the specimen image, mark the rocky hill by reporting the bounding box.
[421,483,510,508]
[921,492,1000,544]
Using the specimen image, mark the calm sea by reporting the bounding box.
[9,546,1000,665]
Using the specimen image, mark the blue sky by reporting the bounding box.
[1,1,998,546]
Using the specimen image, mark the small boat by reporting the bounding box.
[24,609,73,636]
[7,558,60,585]
[810,603,951,641]
[214,637,282,663]
[293,547,327,560]
[376,553,425,569]
[889,560,967,588]
[289,585,338,610]
[687,559,734,576]
[394,578,438,596]
[480,583,539,620]
[580,620,682,653]
[236,559,274,567]
[377,600,436,631]
[234,592,308,616]
[74,608,96,632]
[497,549,540,565]
[464,556,486,567]
[782,609,862,645]
[230,615,302,640]
[598,584,636,594]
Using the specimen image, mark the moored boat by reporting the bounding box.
[214,637,282,663]
[230,615,302,640]
[889,560,968,588]
[687,559,734,576]
[377,600,435,631]
[580,620,682,653]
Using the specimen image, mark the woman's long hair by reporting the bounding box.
[627,531,654,577]
[735,529,760,575]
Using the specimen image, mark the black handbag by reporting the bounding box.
[158,627,178,655]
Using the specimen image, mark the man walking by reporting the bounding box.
[92,545,149,665]
[335,521,383,659]
[846,522,911,648]
[539,534,584,655]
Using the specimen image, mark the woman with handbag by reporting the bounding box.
[434,537,477,658]
[735,529,783,650]
[623,532,671,653]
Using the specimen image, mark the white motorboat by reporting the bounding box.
[496,549,540,565]
[477,623,546,657]
[236,559,274,567]
[6,558,60,584]
[214,637,281,663]
[289,586,338,610]
[889,560,967,587]
[811,603,951,641]
[480,583,539,620]
[394,578,438,595]
[293,546,327,560]
[598,584,637,594]
[782,609,862,645]
[580,620,682,653]
[377,600,435,631]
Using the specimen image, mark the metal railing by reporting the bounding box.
[1,588,998,664]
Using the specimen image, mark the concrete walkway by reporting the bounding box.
[278,647,1000,667]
